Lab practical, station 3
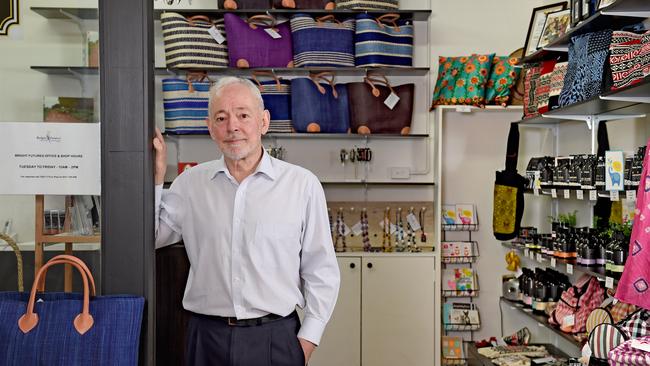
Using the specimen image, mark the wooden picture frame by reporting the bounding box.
[537,9,571,49]
[581,0,592,19]
[523,2,568,57]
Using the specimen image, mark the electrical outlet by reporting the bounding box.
[390,167,410,179]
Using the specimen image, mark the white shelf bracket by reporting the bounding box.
[600,95,650,104]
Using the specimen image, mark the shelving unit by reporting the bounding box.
[163,132,430,139]
[501,241,618,285]
[500,297,582,349]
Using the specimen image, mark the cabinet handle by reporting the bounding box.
[350,263,356,269]
[367,262,373,269]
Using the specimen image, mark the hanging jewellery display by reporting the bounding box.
[334,207,347,253]
[419,207,428,245]
[328,207,333,239]
[407,206,420,252]
[361,208,372,252]
[382,206,393,252]
[395,207,406,252]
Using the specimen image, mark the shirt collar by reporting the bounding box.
[211,148,276,181]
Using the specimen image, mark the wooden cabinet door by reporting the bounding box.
[308,257,361,366]
[361,256,435,366]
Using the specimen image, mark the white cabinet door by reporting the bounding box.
[361,256,435,366]
[309,257,361,366]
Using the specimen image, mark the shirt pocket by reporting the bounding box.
[252,222,302,269]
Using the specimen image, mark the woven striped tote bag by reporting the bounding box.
[251,71,293,133]
[354,13,413,68]
[291,72,350,133]
[162,73,211,135]
[161,12,228,69]
[335,0,398,10]
[290,14,356,67]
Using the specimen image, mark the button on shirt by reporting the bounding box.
[155,151,340,345]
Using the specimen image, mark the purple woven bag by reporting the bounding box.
[224,13,294,68]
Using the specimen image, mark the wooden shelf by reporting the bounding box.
[500,297,582,348]
[153,9,433,21]
[520,0,648,64]
[501,241,618,285]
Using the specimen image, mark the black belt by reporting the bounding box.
[194,311,294,327]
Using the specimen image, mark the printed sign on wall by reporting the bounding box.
[0,0,19,36]
[606,151,625,191]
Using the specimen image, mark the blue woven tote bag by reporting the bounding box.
[291,73,350,133]
[251,71,293,133]
[0,255,144,366]
[355,13,413,68]
[290,14,356,67]
[162,73,211,134]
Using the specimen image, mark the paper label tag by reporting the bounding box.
[564,190,570,199]
[627,190,637,201]
[524,248,530,258]
[606,277,614,289]
[536,253,543,263]
[208,26,226,44]
[406,213,421,231]
[378,220,397,234]
[551,258,557,268]
[351,221,363,236]
[384,92,400,110]
[551,189,557,198]
[567,263,573,274]
[611,190,620,201]
[534,188,540,196]
[264,28,282,39]
[455,105,472,113]
[576,190,584,200]
[530,251,535,260]
[564,314,575,326]
[515,268,523,278]
[339,223,352,236]
[589,190,598,201]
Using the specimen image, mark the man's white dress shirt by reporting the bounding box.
[155,150,340,345]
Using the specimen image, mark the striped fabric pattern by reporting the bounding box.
[161,12,229,69]
[290,14,356,67]
[255,79,293,133]
[589,323,628,360]
[586,308,614,334]
[609,337,650,366]
[335,0,398,10]
[609,30,650,90]
[354,14,413,67]
[162,78,211,134]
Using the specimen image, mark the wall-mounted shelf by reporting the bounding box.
[501,241,619,285]
[520,0,648,64]
[500,297,582,348]
[524,186,638,199]
[320,181,435,185]
[153,8,432,21]
[31,7,98,20]
[163,132,429,139]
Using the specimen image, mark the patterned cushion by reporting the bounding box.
[523,63,543,119]
[559,30,613,107]
[548,62,568,111]
[431,54,495,108]
[485,56,520,106]
[609,30,650,90]
[535,60,557,115]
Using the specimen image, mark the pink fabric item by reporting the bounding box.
[609,337,650,366]
[549,275,604,334]
[616,139,650,310]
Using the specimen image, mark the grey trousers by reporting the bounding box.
[185,311,305,366]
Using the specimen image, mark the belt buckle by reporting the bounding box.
[228,317,237,326]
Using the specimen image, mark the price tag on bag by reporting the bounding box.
[406,213,421,231]
[564,190,570,199]
[606,277,614,289]
[350,221,363,236]
[564,315,575,326]
[264,28,282,39]
[627,190,637,201]
[551,189,557,198]
[534,188,540,196]
[384,92,400,110]
[524,248,530,258]
[576,190,584,200]
[208,26,226,44]
[567,263,574,274]
[536,253,543,263]
[589,190,598,201]
[610,190,620,201]
[551,258,557,268]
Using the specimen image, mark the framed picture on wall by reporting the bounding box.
[598,0,617,9]
[523,2,568,57]
[581,0,592,19]
[537,9,571,49]
[571,0,581,27]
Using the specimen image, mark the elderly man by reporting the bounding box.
[153,76,340,366]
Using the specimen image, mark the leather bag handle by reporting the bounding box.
[18,257,94,335]
[252,71,284,92]
[364,74,395,97]
[309,72,338,98]
[187,15,213,27]
[375,13,401,32]
[37,254,97,296]
[186,71,209,93]
[247,15,277,30]
[316,15,342,26]
[0,232,23,292]
[504,122,520,172]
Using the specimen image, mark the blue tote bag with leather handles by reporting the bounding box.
[291,73,350,133]
[0,255,144,366]
[354,13,413,68]
[289,14,356,67]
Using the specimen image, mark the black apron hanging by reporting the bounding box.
[594,121,611,229]
[493,122,528,241]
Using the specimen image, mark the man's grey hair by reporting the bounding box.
[207,76,265,117]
